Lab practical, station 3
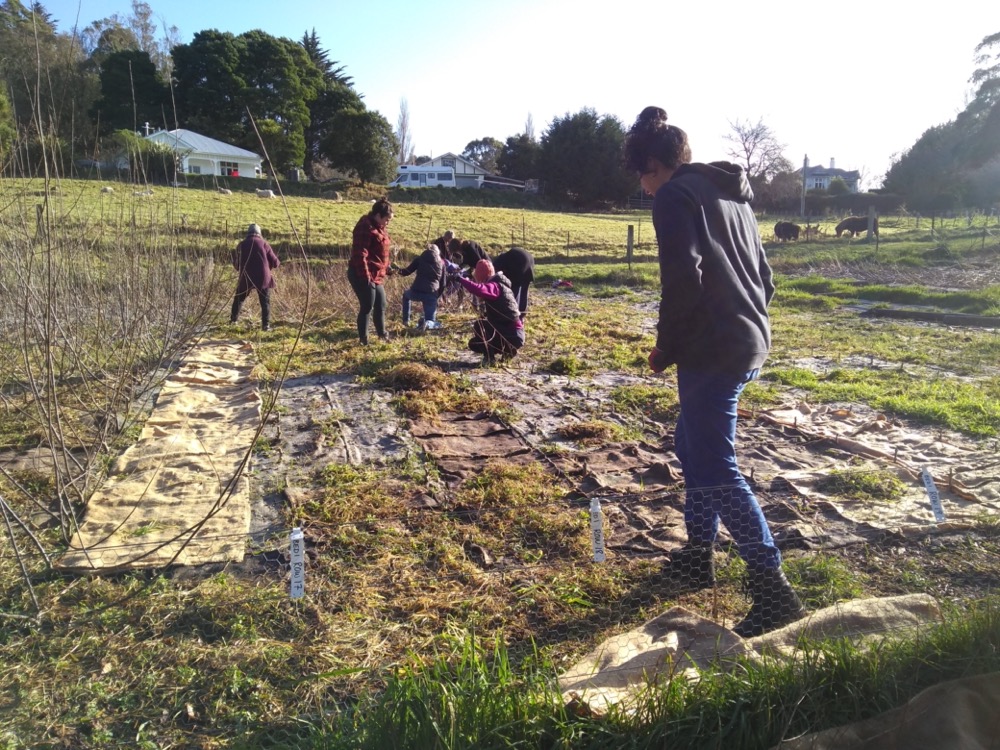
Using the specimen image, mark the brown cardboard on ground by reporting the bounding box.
[58,340,259,570]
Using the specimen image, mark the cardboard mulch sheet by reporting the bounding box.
[58,341,259,570]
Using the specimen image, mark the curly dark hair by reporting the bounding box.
[622,106,692,174]
[370,196,393,219]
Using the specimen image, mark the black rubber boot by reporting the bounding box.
[662,543,715,593]
[733,567,807,637]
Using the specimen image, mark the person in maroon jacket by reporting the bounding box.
[230,223,280,331]
[348,197,394,344]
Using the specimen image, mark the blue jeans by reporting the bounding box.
[402,288,439,325]
[674,367,780,573]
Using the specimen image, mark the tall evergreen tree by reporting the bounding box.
[172,29,325,173]
[539,108,633,207]
[885,29,1000,211]
[170,30,246,144]
[321,107,397,184]
[91,49,169,134]
[300,28,359,177]
[497,133,540,181]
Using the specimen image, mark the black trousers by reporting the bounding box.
[347,266,387,344]
[231,287,271,329]
[510,284,529,316]
[468,319,524,361]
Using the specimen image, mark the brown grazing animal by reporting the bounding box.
[774,221,801,241]
[835,216,878,237]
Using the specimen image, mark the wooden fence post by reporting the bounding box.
[627,225,634,270]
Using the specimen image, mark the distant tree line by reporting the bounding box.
[4,0,995,211]
[431,109,634,208]
[883,31,1000,214]
[0,0,397,182]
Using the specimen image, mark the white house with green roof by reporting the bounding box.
[145,129,262,179]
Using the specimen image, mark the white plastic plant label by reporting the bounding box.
[290,527,305,599]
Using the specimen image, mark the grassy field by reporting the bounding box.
[2,177,1000,748]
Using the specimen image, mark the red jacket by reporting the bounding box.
[233,235,280,293]
[350,214,392,285]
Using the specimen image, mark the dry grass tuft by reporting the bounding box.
[557,419,625,445]
[379,363,452,392]
[376,363,503,420]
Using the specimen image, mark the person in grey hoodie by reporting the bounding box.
[399,244,447,328]
[623,105,805,638]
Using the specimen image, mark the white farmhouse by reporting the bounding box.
[145,129,263,179]
[799,156,860,193]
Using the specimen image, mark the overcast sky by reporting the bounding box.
[46,0,997,187]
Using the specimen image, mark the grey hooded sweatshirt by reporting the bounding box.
[650,161,775,374]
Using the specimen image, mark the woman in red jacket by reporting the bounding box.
[347,198,394,344]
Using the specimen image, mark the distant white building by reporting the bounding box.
[145,129,262,178]
[800,156,860,192]
[420,152,524,191]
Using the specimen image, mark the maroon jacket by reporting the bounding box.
[233,235,280,293]
[350,214,392,285]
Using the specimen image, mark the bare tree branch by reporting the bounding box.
[725,117,791,181]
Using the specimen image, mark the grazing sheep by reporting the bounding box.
[132,189,154,196]
[218,188,232,195]
[100,186,115,194]
[256,188,275,198]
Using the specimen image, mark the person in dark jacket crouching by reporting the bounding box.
[492,246,535,320]
[399,244,446,329]
[231,223,280,331]
[454,259,524,365]
[623,105,805,638]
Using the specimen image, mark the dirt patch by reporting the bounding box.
[192,287,1000,639]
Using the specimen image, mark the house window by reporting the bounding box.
[220,161,240,177]
[812,180,825,189]
[190,166,201,174]
[442,158,455,168]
